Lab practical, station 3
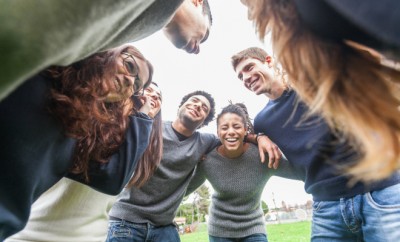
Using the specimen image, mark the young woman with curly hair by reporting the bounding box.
[5,82,164,242]
[0,44,160,240]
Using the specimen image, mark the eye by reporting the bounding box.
[244,64,253,72]
[122,52,139,77]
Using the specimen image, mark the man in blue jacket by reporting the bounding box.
[231,46,400,241]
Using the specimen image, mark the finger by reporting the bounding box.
[268,159,273,169]
[273,158,280,169]
[139,95,147,105]
[273,146,281,159]
[259,147,265,163]
[268,151,275,168]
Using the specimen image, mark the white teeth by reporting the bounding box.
[113,79,121,91]
[226,138,237,142]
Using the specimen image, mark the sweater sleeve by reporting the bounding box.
[66,113,153,195]
[185,163,207,196]
[272,156,305,181]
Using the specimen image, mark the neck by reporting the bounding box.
[172,120,195,137]
[217,143,248,159]
[266,84,287,100]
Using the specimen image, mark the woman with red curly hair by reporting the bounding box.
[0,43,159,240]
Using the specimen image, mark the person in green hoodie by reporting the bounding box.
[0,0,212,101]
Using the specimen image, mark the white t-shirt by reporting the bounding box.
[6,178,116,242]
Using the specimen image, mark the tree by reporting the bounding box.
[176,183,211,224]
[192,184,210,223]
[261,200,269,214]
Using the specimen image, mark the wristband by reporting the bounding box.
[256,132,266,142]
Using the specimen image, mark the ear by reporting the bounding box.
[265,56,273,68]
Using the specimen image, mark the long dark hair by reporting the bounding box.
[46,45,153,181]
[128,82,163,188]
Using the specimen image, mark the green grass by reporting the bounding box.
[267,221,311,242]
[180,221,311,242]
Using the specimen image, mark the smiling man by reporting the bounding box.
[106,90,219,242]
[163,0,212,54]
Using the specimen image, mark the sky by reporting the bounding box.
[134,0,312,208]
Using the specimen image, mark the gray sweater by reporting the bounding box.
[186,144,301,238]
[109,121,219,225]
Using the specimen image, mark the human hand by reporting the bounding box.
[257,135,282,169]
[138,95,153,118]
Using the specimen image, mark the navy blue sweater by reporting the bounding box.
[254,90,400,201]
[0,75,153,240]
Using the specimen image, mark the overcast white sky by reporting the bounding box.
[134,0,312,208]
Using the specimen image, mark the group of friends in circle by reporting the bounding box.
[1,0,400,241]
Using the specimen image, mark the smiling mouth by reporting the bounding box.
[225,138,239,142]
[248,78,259,91]
[113,79,121,92]
[188,109,199,117]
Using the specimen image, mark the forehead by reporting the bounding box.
[218,112,244,123]
[235,57,263,72]
[147,83,162,95]
[187,95,210,107]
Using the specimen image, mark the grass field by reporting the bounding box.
[180,221,311,242]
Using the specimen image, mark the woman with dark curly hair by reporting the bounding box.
[0,43,159,240]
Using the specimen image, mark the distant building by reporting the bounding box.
[174,217,186,225]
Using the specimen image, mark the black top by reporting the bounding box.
[0,74,153,239]
[294,0,400,59]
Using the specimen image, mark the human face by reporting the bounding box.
[178,95,211,129]
[105,52,150,103]
[143,83,162,118]
[217,113,247,157]
[163,0,210,54]
[235,57,275,97]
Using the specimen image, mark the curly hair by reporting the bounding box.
[245,0,400,182]
[178,90,216,127]
[218,102,254,134]
[46,45,153,181]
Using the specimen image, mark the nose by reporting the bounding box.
[123,75,135,87]
[228,126,238,134]
[243,73,252,87]
[193,103,201,110]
